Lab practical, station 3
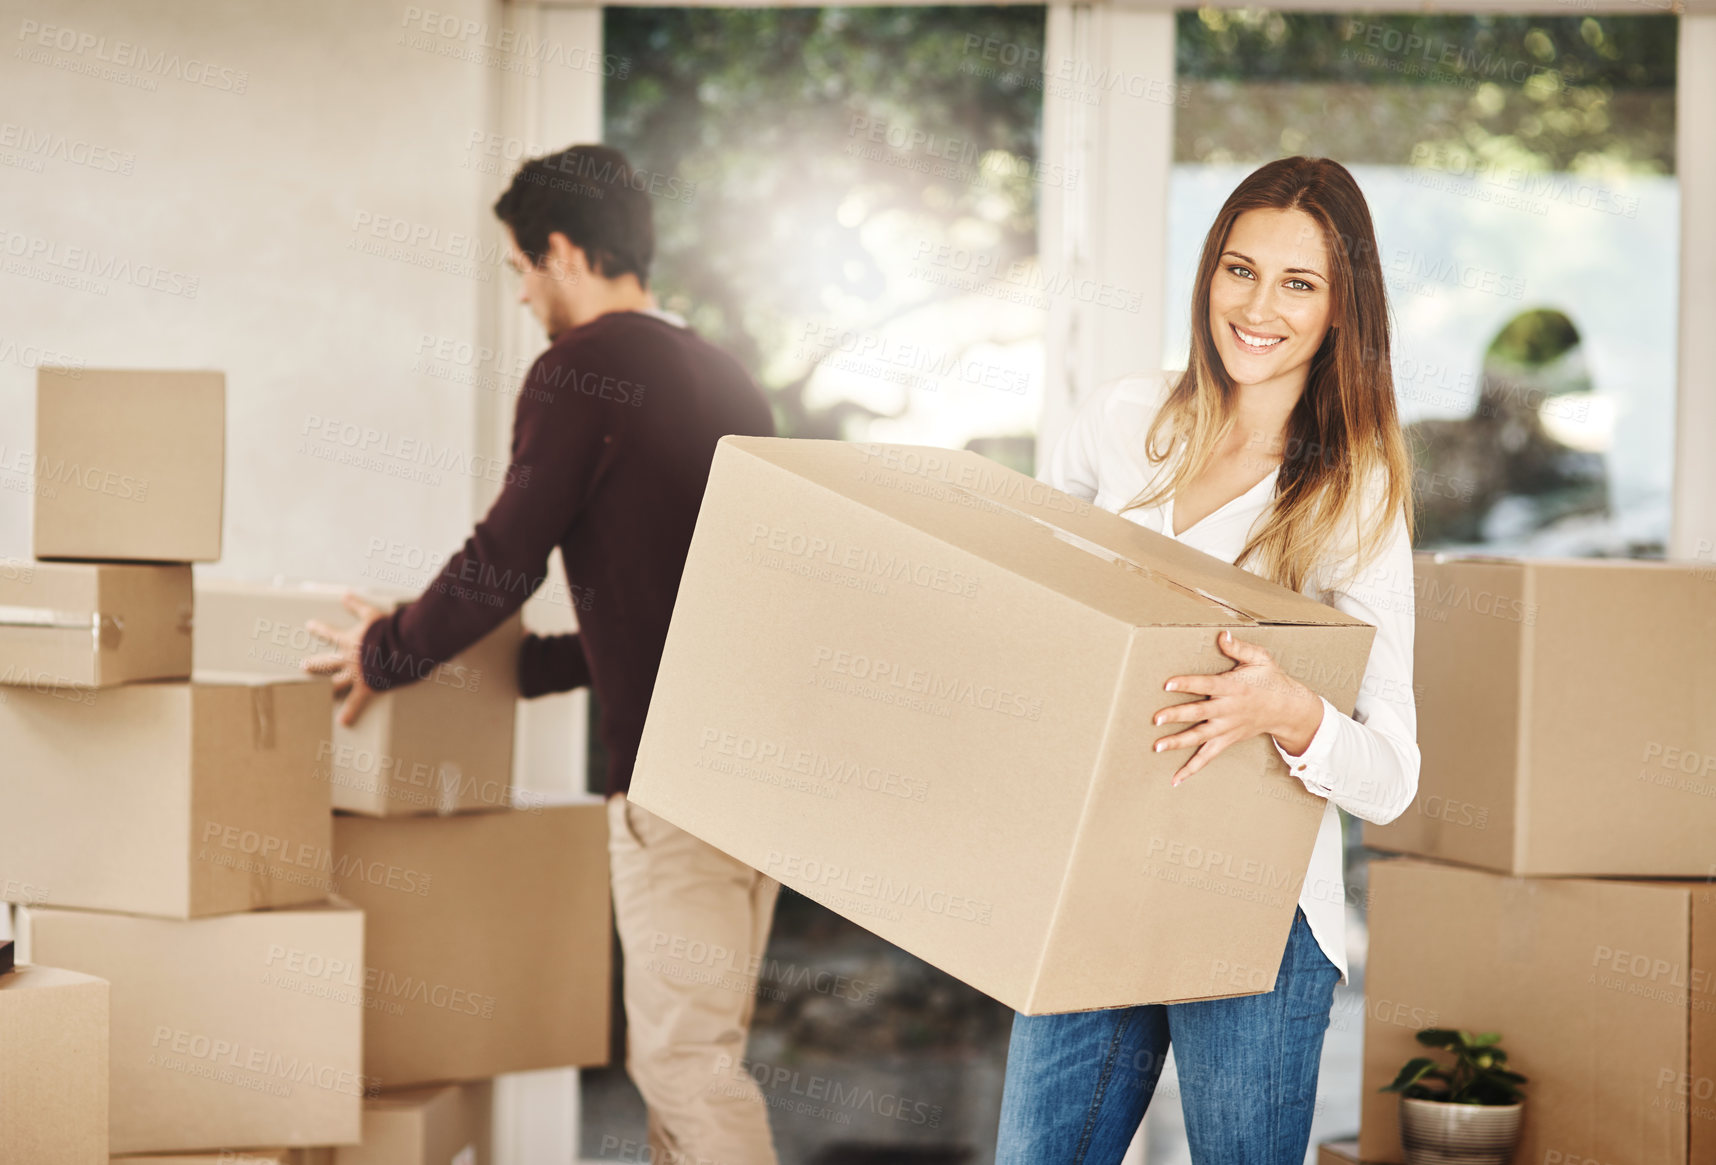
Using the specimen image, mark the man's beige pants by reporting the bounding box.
[607,794,782,1165]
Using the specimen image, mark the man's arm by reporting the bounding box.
[519,631,593,697]
[360,345,612,693]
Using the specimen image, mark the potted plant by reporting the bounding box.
[1380,1028,1528,1165]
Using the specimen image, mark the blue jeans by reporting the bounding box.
[996,908,1340,1165]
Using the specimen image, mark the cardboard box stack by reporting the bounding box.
[630,437,1379,1013]
[1358,553,1716,1163]
[187,583,610,1145]
[3,368,363,1158]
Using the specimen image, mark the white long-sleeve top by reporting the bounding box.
[1038,371,1420,981]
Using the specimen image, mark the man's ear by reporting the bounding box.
[544,231,588,280]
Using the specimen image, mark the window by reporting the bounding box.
[1171,13,1678,556]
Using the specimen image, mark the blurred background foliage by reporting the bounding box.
[605,7,1048,442]
[1174,12,1676,174]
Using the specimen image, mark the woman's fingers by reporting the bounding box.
[1153,712,1221,754]
[1216,628,1272,666]
[1172,736,1230,786]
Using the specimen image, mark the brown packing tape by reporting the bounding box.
[929,475,1266,624]
[1496,875,1539,966]
[252,684,276,750]
[97,613,123,650]
[1044,524,1257,622]
[436,761,461,815]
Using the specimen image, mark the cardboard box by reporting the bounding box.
[1361,858,1716,1164]
[114,1152,333,1164]
[33,368,225,562]
[333,803,609,1087]
[0,963,108,1164]
[1367,553,1716,876]
[19,900,366,1155]
[193,581,521,817]
[0,673,333,918]
[1316,1141,1362,1165]
[0,561,192,688]
[629,437,1377,1014]
[334,1083,490,1165]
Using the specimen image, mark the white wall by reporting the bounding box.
[0,0,526,589]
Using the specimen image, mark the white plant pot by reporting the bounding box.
[1398,1096,1524,1165]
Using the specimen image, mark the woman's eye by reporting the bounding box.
[1286,278,1314,292]
[1228,265,1254,280]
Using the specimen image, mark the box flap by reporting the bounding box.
[722,438,1367,629]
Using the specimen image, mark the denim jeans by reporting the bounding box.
[995,908,1340,1165]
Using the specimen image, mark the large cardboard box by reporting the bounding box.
[1361,858,1716,1164]
[193,581,521,817]
[1368,553,1716,876]
[334,1083,491,1165]
[33,368,225,562]
[0,561,192,688]
[0,673,333,918]
[19,901,367,1155]
[333,803,609,1087]
[0,963,109,1164]
[629,437,1377,1014]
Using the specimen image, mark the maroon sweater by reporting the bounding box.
[361,309,774,795]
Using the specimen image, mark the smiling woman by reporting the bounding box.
[999,157,1421,1165]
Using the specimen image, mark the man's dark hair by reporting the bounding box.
[493,144,654,285]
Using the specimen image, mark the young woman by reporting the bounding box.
[996,157,1421,1164]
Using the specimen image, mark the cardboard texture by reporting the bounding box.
[193,581,521,817]
[0,672,333,918]
[333,802,610,1087]
[1361,858,1716,1164]
[1368,553,1716,876]
[629,438,1377,1014]
[1316,1141,1363,1165]
[0,561,193,688]
[0,963,109,1164]
[19,900,366,1155]
[114,1152,334,1164]
[33,368,225,563]
[333,1083,491,1165]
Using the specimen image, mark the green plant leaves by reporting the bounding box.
[1392,1028,1527,1105]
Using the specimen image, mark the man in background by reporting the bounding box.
[306,144,782,1165]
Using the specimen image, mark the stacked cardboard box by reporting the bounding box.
[1358,553,1716,1163]
[191,581,522,817]
[7,367,613,1161]
[629,437,1380,1012]
[332,1082,492,1165]
[4,369,362,1158]
[190,583,609,1144]
[0,962,109,1164]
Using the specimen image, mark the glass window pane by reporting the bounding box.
[1171,13,1678,556]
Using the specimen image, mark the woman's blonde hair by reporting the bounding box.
[1128,156,1414,594]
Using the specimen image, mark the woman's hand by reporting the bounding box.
[302,592,387,727]
[1153,629,1324,786]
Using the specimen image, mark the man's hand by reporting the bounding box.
[302,593,388,727]
[1152,628,1324,787]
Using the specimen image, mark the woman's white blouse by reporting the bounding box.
[1037,371,1421,982]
